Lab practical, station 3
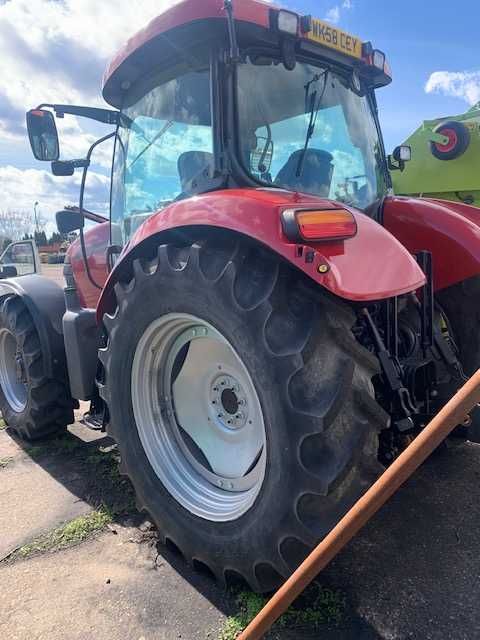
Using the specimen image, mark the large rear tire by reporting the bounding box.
[0,296,75,440]
[99,237,388,592]
[437,276,480,441]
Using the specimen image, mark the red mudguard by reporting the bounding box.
[383,196,480,292]
[95,189,425,320]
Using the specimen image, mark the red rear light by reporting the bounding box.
[282,208,357,242]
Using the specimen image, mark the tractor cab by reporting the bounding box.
[104,0,396,243]
[26,0,402,245]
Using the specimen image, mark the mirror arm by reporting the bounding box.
[36,103,119,126]
[388,155,404,172]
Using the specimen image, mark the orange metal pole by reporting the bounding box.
[238,369,480,640]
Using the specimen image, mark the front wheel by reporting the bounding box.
[99,237,388,591]
[0,296,74,440]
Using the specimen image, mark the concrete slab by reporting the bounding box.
[0,433,92,560]
[0,524,227,640]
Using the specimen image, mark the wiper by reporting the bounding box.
[295,70,329,178]
[127,119,174,170]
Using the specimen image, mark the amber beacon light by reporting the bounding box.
[281,208,358,242]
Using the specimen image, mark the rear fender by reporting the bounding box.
[97,189,425,320]
[0,275,68,379]
[383,196,480,291]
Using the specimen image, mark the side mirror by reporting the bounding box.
[388,145,411,172]
[56,209,84,234]
[393,145,411,163]
[26,109,59,161]
[0,266,18,279]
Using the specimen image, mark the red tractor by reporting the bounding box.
[3,0,478,592]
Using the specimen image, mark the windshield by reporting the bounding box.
[111,68,213,243]
[237,58,387,210]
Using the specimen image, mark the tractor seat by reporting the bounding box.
[275,148,334,196]
[177,151,214,194]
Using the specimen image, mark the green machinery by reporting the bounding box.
[392,102,480,207]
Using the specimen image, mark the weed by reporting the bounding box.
[0,456,13,469]
[0,417,7,430]
[14,508,112,560]
[219,585,345,640]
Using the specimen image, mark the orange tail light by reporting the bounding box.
[282,208,358,242]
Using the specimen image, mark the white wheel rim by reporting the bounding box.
[0,328,27,413]
[131,313,266,522]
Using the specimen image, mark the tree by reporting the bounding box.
[0,209,34,242]
[48,232,62,245]
[34,230,48,247]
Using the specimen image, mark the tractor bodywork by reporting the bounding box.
[23,0,480,450]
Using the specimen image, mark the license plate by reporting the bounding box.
[306,18,362,60]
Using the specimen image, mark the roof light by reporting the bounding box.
[282,209,357,242]
[372,49,386,71]
[277,10,299,36]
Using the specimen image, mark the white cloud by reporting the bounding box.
[324,0,353,26]
[0,0,180,237]
[324,6,341,24]
[425,70,480,106]
[0,0,180,141]
[0,165,110,235]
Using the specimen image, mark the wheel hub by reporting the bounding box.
[131,313,266,522]
[210,374,248,430]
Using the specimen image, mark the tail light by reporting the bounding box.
[281,208,357,242]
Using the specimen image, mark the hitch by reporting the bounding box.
[362,307,416,431]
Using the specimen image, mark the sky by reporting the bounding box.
[0,0,478,236]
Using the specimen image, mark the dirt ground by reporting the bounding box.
[40,263,65,287]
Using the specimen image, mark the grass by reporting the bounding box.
[0,456,13,468]
[0,417,7,430]
[14,508,112,560]
[219,585,345,640]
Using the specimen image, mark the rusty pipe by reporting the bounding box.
[238,369,480,640]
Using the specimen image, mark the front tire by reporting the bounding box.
[100,237,388,591]
[0,296,74,440]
